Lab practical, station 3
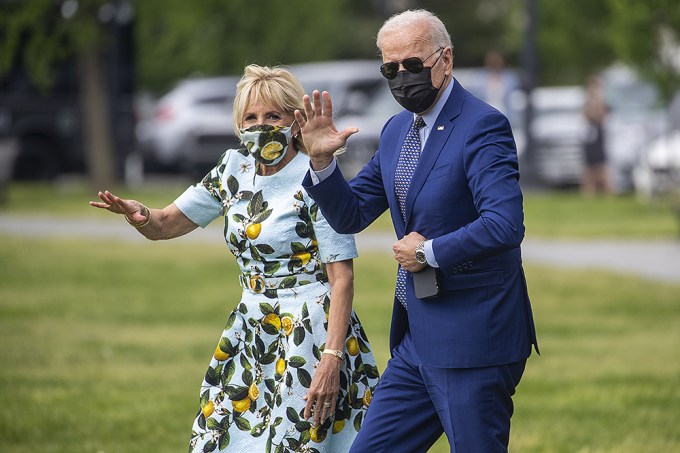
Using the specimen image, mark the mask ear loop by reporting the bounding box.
[290,117,306,153]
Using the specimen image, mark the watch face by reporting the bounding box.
[415,248,427,264]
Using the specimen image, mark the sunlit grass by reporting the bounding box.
[1,235,678,452]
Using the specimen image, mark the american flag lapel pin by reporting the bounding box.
[436,125,445,131]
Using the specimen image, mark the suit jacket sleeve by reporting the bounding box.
[432,110,525,276]
[302,151,389,234]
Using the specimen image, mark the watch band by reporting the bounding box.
[415,240,427,264]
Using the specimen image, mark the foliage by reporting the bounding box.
[607,0,680,101]
[0,0,115,91]
[135,0,351,93]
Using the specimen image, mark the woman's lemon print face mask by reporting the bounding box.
[240,124,293,166]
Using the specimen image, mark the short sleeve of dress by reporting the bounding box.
[174,184,222,228]
[309,197,358,263]
[173,154,227,228]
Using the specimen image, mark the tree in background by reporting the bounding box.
[135,0,350,94]
[0,0,133,188]
[607,0,680,102]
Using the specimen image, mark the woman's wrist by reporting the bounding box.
[322,348,344,362]
[125,205,151,229]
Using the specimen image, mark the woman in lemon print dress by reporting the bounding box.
[89,64,379,452]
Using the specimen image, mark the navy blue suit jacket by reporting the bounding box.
[303,80,538,368]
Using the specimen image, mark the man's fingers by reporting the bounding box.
[322,91,333,118]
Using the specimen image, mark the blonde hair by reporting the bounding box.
[376,9,453,54]
[233,64,306,152]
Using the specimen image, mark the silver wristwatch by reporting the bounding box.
[415,241,427,264]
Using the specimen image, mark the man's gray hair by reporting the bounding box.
[376,9,453,52]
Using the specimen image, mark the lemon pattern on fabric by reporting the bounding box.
[182,149,380,452]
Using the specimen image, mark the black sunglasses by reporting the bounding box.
[380,47,445,80]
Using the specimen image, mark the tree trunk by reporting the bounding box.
[79,44,115,189]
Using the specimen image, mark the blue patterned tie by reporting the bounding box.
[394,116,425,308]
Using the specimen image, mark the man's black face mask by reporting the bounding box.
[387,67,441,113]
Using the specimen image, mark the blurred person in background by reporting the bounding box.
[89,64,379,452]
[298,9,538,453]
[582,74,612,195]
[474,49,519,116]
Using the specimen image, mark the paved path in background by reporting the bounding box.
[2,214,679,283]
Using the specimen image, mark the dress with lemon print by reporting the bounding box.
[174,149,379,453]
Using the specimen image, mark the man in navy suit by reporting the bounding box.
[296,9,538,452]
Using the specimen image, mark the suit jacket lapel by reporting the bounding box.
[404,79,466,226]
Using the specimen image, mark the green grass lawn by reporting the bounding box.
[2,182,679,239]
[1,235,679,452]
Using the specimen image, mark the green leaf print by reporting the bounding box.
[260,352,276,364]
[303,319,313,334]
[205,366,220,386]
[288,356,306,368]
[223,361,236,385]
[297,368,312,388]
[198,414,206,430]
[218,431,230,449]
[240,354,251,371]
[286,407,300,423]
[295,222,309,238]
[226,385,249,400]
[280,276,298,288]
[251,422,266,437]
[255,244,275,254]
[293,326,305,346]
[301,303,309,319]
[295,420,311,432]
[354,412,364,432]
[207,417,221,430]
[242,369,253,386]
[260,303,276,315]
[232,213,246,223]
[248,191,264,217]
[204,439,217,452]
[291,242,306,253]
[310,203,319,222]
[235,416,251,431]
[358,336,371,354]
[263,261,281,274]
[227,175,239,196]
[265,379,276,393]
[200,389,210,407]
[364,364,380,379]
[251,208,272,224]
[225,312,237,330]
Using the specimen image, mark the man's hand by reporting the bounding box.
[393,231,427,272]
[294,90,358,170]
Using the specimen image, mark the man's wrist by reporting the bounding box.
[415,240,427,264]
[310,156,333,171]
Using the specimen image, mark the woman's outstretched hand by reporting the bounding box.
[294,90,358,171]
[89,190,148,224]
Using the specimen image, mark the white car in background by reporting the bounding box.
[141,76,240,177]
[633,130,680,198]
[528,86,588,186]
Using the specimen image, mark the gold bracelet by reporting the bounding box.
[322,349,344,361]
[125,205,151,229]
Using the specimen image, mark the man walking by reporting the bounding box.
[297,9,539,452]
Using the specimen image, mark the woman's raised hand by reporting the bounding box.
[294,90,358,170]
[89,190,147,224]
